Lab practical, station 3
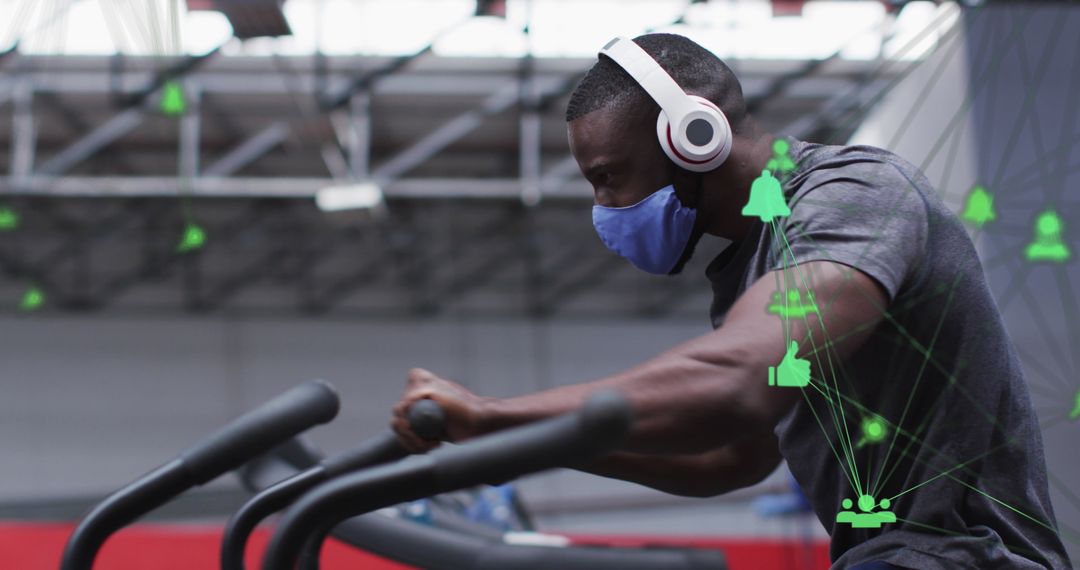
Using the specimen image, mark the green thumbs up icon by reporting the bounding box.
[768,341,811,388]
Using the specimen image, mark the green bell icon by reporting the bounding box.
[160,80,187,117]
[177,222,206,253]
[961,185,996,228]
[742,170,791,223]
[1024,210,1070,263]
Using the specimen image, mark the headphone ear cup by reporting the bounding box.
[655,96,732,173]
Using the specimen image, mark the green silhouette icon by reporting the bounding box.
[766,139,796,175]
[0,207,19,231]
[1069,391,1080,421]
[742,170,791,223]
[836,495,895,529]
[766,288,819,319]
[961,185,996,228]
[1024,210,1070,263]
[857,416,888,448]
[20,287,44,311]
[768,341,810,388]
[177,223,206,252]
[160,80,187,116]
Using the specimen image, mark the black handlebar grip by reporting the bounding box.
[408,399,447,442]
[432,390,632,491]
[179,380,341,485]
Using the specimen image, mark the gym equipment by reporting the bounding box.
[255,391,723,570]
[60,380,341,570]
[239,399,727,569]
[220,399,446,570]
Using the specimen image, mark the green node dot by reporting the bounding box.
[842,498,853,509]
[879,498,891,510]
[858,494,875,512]
[772,139,790,156]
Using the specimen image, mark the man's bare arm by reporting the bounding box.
[575,432,782,498]
[394,261,889,456]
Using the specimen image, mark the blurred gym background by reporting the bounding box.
[0,0,1077,568]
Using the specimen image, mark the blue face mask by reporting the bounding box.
[592,185,697,275]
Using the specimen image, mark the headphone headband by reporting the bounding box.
[599,37,698,128]
[598,36,732,172]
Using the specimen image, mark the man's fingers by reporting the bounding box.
[391,412,441,453]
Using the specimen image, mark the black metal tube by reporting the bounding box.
[261,391,632,570]
[222,399,444,570]
[221,466,329,570]
[61,380,339,570]
[60,460,190,570]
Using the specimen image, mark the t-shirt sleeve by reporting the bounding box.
[767,159,930,302]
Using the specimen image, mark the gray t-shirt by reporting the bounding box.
[706,139,1070,569]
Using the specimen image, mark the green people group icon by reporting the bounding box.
[768,341,811,388]
[766,139,796,176]
[961,185,996,228]
[1070,390,1080,421]
[837,495,895,529]
[1025,210,1070,263]
[767,288,819,319]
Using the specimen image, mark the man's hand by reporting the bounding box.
[391,368,490,453]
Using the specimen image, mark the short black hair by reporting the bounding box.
[565,33,747,132]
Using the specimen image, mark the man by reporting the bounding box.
[392,33,1070,569]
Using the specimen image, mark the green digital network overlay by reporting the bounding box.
[749,59,1080,549]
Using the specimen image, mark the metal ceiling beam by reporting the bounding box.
[203,121,289,177]
[35,108,145,176]
[370,82,521,183]
[0,176,593,199]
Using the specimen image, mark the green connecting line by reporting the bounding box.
[820,384,1075,546]
[871,273,962,499]
[765,223,862,495]
[886,435,1023,503]
[772,221,864,494]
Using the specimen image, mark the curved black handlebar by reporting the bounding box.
[220,399,446,570]
[261,391,632,570]
[60,380,340,570]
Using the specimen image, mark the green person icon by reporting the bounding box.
[177,223,206,253]
[0,207,18,231]
[768,341,811,388]
[742,170,791,223]
[1024,210,1070,263]
[961,185,996,228]
[20,286,44,311]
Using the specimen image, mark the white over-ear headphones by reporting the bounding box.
[599,37,732,173]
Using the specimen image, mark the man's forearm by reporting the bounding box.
[476,346,775,454]
[573,433,782,498]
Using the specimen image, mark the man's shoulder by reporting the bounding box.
[784,140,934,218]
